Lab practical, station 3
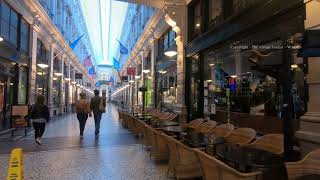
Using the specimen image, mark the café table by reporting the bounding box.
[296,174,320,180]
[213,144,287,180]
[152,121,179,127]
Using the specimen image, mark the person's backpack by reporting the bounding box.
[99,98,106,113]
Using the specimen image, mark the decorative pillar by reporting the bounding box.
[150,37,157,108]
[296,0,320,156]
[28,24,39,105]
[48,42,55,117]
[66,62,71,112]
[60,55,65,114]
[165,5,188,122]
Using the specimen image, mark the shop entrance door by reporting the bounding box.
[0,78,8,131]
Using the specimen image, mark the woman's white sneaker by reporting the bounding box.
[35,138,42,145]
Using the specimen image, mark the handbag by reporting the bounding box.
[99,98,106,113]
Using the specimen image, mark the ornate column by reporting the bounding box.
[28,22,40,105]
[48,38,55,117]
[296,0,320,156]
[164,4,188,122]
[149,36,157,108]
[60,55,65,114]
[66,62,71,112]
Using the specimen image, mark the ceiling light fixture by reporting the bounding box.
[207,80,213,83]
[143,69,150,73]
[291,64,299,69]
[164,50,177,57]
[37,64,49,68]
[54,72,63,76]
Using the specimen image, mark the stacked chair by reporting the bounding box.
[245,134,284,155]
[286,149,320,180]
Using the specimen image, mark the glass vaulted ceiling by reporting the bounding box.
[80,0,128,65]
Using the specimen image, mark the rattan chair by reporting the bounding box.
[225,128,256,145]
[183,118,205,129]
[147,126,169,161]
[142,124,152,148]
[195,121,217,135]
[286,149,320,180]
[162,133,202,179]
[210,123,234,138]
[246,134,283,155]
[162,133,178,177]
[194,148,262,180]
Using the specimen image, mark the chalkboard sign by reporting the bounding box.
[11,105,29,136]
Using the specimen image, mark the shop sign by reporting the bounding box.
[127,68,136,76]
[11,105,29,128]
[75,73,83,79]
[122,76,128,82]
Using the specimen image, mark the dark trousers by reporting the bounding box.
[93,112,102,135]
[33,122,45,139]
[77,113,88,135]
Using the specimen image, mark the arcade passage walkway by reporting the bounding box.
[0,104,169,180]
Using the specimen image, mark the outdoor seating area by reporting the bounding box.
[117,108,320,180]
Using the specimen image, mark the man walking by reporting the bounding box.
[90,90,106,137]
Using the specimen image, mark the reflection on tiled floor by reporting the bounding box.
[0,104,171,180]
[0,145,170,180]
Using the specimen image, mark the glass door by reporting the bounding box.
[0,79,6,131]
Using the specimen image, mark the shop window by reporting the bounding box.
[208,0,224,26]
[17,66,28,104]
[189,0,201,40]
[20,19,29,52]
[35,40,48,97]
[0,2,10,40]
[204,41,306,117]
[9,9,18,46]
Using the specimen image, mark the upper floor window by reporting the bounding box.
[37,40,47,63]
[189,0,202,41]
[209,0,224,25]
[0,2,18,46]
[20,18,29,52]
[158,29,176,55]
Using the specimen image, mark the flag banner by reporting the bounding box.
[127,67,136,76]
[70,34,85,50]
[88,67,95,75]
[84,55,92,67]
[117,70,122,81]
[113,57,120,70]
[117,39,128,54]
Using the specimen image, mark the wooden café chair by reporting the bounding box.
[286,149,320,180]
[246,134,283,155]
[225,128,256,145]
[183,118,205,129]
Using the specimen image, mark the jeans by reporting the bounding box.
[93,112,102,135]
[33,122,45,139]
[77,113,88,135]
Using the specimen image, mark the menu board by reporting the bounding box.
[11,105,29,128]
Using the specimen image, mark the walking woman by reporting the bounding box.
[76,93,91,137]
[30,95,50,145]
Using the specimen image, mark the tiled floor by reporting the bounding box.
[0,104,171,180]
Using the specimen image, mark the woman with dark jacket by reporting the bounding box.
[76,93,91,137]
[30,95,50,145]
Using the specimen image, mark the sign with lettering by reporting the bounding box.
[11,105,29,128]
[127,67,136,76]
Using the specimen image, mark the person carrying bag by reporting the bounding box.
[90,90,106,137]
[76,93,91,137]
